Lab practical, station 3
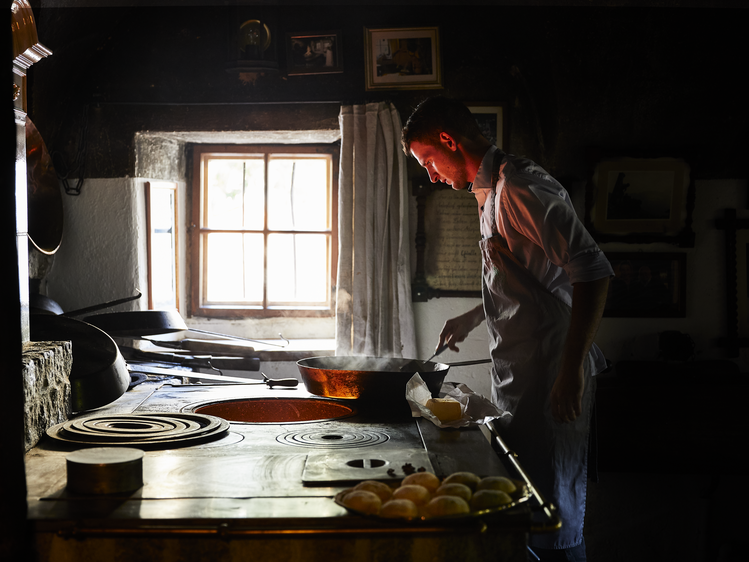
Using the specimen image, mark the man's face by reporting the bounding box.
[409,138,469,190]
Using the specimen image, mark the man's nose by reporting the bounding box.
[427,169,439,183]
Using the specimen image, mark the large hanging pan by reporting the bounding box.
[26,117,63,255]
[83,309,188,337]
[30,314,130,413]
[297,356,491,403]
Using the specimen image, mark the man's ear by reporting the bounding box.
[438,131,458,152]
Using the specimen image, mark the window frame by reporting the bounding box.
[189,143,339,319]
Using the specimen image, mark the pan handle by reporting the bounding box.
[445,358,492,367]
[62,290,143,318]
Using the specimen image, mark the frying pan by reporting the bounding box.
[83,309,188,336]
[297,356,491,402]
[30,314,130,413]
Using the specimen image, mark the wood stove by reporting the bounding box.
[25,377,555,561]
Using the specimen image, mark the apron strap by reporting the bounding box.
[487,149,504,236]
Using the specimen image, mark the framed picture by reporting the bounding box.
[286,31,343,75]
[603,252,686,318]
[586,154,695,246]
[364,26,442,90]
[467,104,506,150]
[411,186,483,302]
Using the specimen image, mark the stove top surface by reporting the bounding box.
[26,380,513,525]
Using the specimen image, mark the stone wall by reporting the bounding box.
[22,340,72,452]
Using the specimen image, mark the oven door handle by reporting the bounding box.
[487,423,562,535]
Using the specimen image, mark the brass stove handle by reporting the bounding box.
[488,424,562,535]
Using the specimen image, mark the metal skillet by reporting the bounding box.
[297,356,491,403]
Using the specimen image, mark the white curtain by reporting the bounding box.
[336,102,417,358]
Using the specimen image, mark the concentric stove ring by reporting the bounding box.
[276,429,390,449]
[47,412,230,449]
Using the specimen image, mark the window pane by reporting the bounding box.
[267,158,329,231]
[205,232,263,303]
[205,158,264,229]
[267,233,328,304]
[152,230,176,309]
[149,187,177,310]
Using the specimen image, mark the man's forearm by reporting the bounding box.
[560,277,610,377]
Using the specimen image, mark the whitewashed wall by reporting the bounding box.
[44,178,148,312]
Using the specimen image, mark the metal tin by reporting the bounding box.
[66,447,144,495]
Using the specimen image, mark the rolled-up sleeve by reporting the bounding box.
[499,160,613,287]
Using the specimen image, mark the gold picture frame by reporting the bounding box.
[364,26,442,91]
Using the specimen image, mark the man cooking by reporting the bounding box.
[402,96,613,562]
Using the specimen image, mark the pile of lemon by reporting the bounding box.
[339,471,520,520]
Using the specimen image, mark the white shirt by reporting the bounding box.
[471,146,613,306]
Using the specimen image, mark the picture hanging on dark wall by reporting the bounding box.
[286,31,343,75]
[603,252,686,318]
[585,154,695,247]
[467,104,506,151]
[364,26,441,90]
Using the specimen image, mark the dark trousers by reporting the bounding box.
[529,539,587,561]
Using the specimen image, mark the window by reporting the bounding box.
[145,181,179,312]
[190,144,338,318]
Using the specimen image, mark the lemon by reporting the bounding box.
[470,489,512,511]
[434,482,472,503]
[353,480,392,503]
[380,499,419,519]
[443,471,481,491]
[476,476,516,494]
[402,471,441,493]
[423,495,470,518]
[343,490,382,515]
[391,484,431,506]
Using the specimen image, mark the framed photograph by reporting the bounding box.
[603,252,686,318]
[286,31,343,75]
[586,155,695,246]
[364,26,441,91]
[467,104,506,150]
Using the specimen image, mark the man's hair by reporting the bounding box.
[401,96,485,155]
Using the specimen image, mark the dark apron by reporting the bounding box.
[481,151,595,549]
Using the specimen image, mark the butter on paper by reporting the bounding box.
[405,373,511,429]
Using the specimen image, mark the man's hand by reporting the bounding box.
[550,367,585,423]
[437,305,485,353]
